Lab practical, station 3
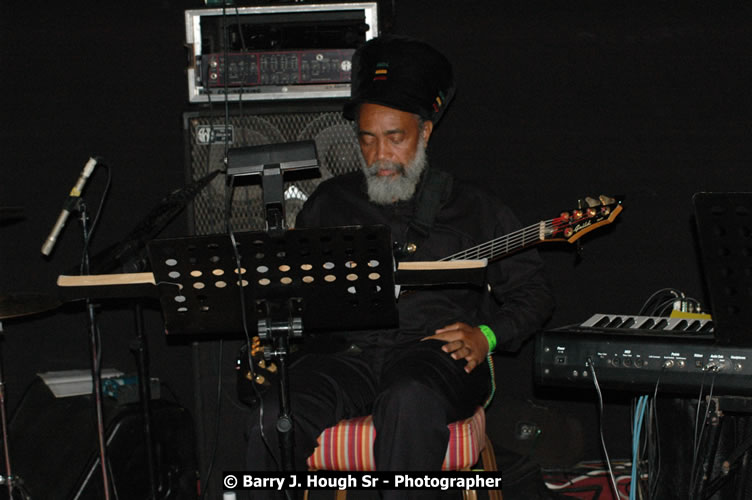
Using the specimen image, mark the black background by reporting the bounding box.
[1,1,751,497]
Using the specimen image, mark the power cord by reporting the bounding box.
[638,287,703,317]
[586,357,623,499]
[689,370,717,499]
[647,373,663,500]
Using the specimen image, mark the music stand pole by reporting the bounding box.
[276,355,294,471]
[257,300,303,472]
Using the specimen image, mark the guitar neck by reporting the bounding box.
[440,219,554,262]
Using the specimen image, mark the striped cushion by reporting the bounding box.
[306,407,486,471]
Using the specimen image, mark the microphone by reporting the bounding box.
[41,157,99,256]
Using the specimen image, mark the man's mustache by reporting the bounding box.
[365,160,406,176]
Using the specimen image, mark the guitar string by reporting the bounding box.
[461,226,548,261]
[440,206,612,262]
[440,219,558,261]
[440,224,548,261]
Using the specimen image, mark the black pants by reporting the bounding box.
[244,336,491,500]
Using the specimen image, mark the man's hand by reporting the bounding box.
[423,322,490,373]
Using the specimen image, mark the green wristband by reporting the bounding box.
[478,324,497,353]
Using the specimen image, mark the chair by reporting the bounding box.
[305,406,502,500]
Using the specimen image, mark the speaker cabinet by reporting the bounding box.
[5,378,197,500]
[183,101,363,235]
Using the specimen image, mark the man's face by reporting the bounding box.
[357,102,434,205]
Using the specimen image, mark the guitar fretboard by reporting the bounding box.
[440,219,556,262]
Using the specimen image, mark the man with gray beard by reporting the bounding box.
[245,35,554,499]
[362,124,428,205]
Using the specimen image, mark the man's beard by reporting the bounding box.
[362,138,428,205]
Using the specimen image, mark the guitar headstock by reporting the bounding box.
[236,335,277,408]
[546,195,622,243]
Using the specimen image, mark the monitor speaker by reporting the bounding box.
[183,101,363,235]
[4,378,197,500]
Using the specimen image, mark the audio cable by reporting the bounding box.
[586,357,623,499]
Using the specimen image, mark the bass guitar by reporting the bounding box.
[239,194,623,403]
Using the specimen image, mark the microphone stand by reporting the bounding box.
[0,330,16,499]
[72,169,221,500]
[77,199,112,500]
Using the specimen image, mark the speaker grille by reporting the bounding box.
[185,106,362,234]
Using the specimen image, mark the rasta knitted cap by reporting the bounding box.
[343,35,455,124]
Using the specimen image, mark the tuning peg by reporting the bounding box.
[599,195,615,205]
[585,196,600,208]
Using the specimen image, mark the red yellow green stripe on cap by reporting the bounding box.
[433,90,447,112]
[373,62,388,81]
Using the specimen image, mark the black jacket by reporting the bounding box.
[295,170,554,352]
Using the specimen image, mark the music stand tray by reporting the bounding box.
[146,225,398,336]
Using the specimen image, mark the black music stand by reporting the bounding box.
[147,225,398,336]
[693,192,752,346]
[227,141,319,233]
[147,225,398,471]
[687,193,752,496]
